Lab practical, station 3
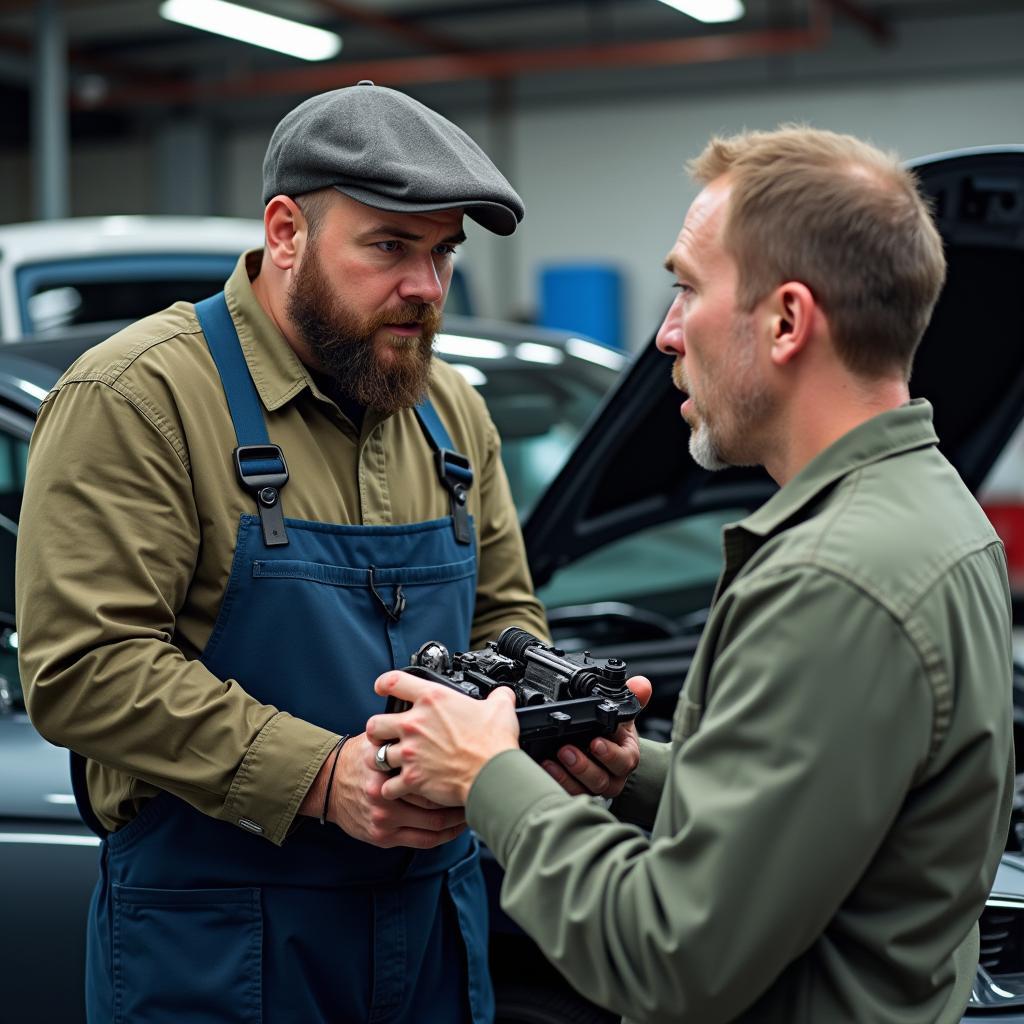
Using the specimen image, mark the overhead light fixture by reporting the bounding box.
[159,0,342,61]
[655,0,745,24]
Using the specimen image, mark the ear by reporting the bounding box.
[766,282,816,367]
[263,196,307,271]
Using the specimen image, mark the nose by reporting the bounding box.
[398,254,444,305]
[656,294,685,356]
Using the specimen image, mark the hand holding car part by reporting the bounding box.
[370,670,521,807]
[384,627,643,761]
[308,730,467,849]
[541,674,652,799]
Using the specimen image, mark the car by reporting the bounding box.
[3,144,1024,1023]
[0,215,477,344]
[0,312,623,1024]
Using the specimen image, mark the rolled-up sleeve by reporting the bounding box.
[16,378,337,845]
[467,567,933,1023]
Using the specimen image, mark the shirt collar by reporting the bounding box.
[735,398,939,540]
[222,249,321,413]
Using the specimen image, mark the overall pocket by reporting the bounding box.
[112,884,262,1024]
[447,840,496,1024]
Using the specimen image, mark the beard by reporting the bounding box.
[673,316,774,472]
[286,244,441,415]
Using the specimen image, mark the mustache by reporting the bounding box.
[375,304,436,326]
[671,358,690,394]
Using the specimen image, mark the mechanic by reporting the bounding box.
[16,83,549,1023]
[368,126,1015,1023]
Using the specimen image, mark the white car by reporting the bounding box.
[0,214,478,343]
[0,216,264,341]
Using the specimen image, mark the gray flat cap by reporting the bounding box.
[262,82,524,235]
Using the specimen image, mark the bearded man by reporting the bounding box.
[16,83,548,1024]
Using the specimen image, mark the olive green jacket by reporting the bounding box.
[468,399,1014,1023]
[16,252,548,845]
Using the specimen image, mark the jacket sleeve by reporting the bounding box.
[15,378,338,845]
[466,566,933,1023]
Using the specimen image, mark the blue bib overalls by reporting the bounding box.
[79,293,494,1023]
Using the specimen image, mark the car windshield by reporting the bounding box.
[16,255,244,335]
[16,259,477,336]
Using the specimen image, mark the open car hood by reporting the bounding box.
[525,146,1024,588]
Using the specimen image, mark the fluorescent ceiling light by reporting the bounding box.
[434,335,509,360]
[655,0,745,24]
[160,0,342,61]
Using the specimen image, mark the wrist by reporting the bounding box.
[299,736,347,820]
[461,741,516,803]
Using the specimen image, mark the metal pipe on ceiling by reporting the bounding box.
[85,1,832,109]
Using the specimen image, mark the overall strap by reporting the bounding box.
[69,750,108,839]
[414,401,474,545]
[195,293,289,547]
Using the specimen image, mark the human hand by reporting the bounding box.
[540,676,652,798]
[323,732,468,848]
[368,671,520,807]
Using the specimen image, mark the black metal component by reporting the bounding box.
[384,628,641,762]
[434,448,473,545]
[368,565,406,622]
[234,444,290,547]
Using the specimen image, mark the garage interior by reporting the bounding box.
[0,0,1020,340]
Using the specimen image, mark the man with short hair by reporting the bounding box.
[17,83,548,1023]
[368,126,1015,1023]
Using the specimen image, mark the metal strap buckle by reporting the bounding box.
[234,444,290,547]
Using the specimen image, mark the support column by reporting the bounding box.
[155,116,216,215]
[488,77,518,320]
[32,0,69,220]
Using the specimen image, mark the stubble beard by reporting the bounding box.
[286,243,441,415]
[674,316,773,472]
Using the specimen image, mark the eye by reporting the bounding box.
[672,282,694,297]
[433,243,459,257]
[376,240,403,254]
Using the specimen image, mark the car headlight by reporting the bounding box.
[968,897,1024,1009]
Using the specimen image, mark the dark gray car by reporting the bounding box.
[3,146,1024,1023]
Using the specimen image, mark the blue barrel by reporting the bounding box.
[538,264,624,350]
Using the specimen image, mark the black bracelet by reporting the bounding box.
[319,735,349,826]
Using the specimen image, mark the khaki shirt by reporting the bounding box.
[467,400,1014,1024]
[16,251,547,846]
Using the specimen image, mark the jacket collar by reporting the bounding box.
[736,398,939,540]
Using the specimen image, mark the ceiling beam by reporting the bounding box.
[84,3,832,109]
[313,0,471,54]
[824,0,891,43]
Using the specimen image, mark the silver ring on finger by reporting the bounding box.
[374,742,395,772]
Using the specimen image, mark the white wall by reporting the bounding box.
[217,66,1024,349]
[502,70,1024,349]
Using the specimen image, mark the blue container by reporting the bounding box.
[538,264,624,350]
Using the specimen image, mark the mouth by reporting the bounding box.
[381,323,423,338]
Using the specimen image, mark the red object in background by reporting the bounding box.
[983,502,1024,591]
